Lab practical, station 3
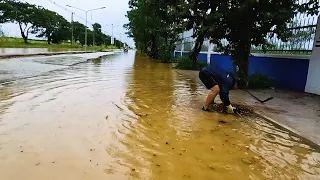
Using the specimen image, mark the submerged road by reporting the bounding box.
[0,51,319,180]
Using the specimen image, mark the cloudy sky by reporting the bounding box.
[1,0,134,47]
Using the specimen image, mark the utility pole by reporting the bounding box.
[120,33,122,47]
[85,11,88,50]
[92,13,95,46]
[66,5,106,51]
[71,12,74,45]
[111,24,114,45]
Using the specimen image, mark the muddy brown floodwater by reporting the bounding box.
[0,52,320,180]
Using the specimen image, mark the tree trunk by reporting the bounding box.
[150,35,158,59]
[23,36,28,44]
[18,23,28,44]
[232,7,253,80]
[143,40,147,53]
[190,34,204,64]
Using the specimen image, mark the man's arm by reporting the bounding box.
[219,84,231,106]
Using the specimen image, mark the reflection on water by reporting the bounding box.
[0,51,319,180]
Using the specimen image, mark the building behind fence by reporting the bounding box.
[174,3,320,94]
[175,1,320,55]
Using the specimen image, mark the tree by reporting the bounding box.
[207,0,319,79]
[176,0,222,63]
[125,0,182,61]
[81,29,93,46]
[0,0,42,43]
[101,33,111,46]
[36,8,70,44]
[92,23,103,46]
[72,21,86,45]
[51,20,70,44]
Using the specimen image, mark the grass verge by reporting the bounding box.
[0,37,118,51]
[174,56,207,70]
[247,73,274,89]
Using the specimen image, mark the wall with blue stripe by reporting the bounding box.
[174,51,310,91]
[174,52,207,63]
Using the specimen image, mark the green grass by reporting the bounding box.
[174,56,208,70]
[247,73,274,89]
[0,37,119,51]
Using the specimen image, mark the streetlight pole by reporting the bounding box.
[85,11,87,50]
[119,33,122,48]
[111,24,114,45]
[66,5,105,51]
[71,12,74,45]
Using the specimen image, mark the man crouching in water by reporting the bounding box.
[199,65,239,113]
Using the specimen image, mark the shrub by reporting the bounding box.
[175,56,207,70]
[247,73,274,89]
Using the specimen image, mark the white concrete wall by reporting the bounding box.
[305,15,320,95]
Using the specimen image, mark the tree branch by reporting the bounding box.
[27,26,32,32]
[23,23,28,33]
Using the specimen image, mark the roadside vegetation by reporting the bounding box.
[247,73,274,89]
[0,0,126,49]
[0,37,118,51]
[125,0,319,81]
[174,56,207,71]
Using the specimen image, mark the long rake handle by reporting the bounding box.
[244,89,274,103]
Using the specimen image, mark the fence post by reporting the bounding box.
[181,32,184,57]
[207,40,212,65]
[305,15,320,95]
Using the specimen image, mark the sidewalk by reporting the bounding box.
[0,51,115,82]
[176,69,320,148]
[0,50,116,59]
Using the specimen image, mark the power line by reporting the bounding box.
[46,0,94,25]
[106,24,122,27]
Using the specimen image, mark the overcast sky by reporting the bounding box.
[1,0,134,47]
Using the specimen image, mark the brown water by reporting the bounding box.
[0,52,319,180]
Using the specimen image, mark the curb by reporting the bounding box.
[252,110,320,151]
[174,69,320,150]
[0,50,114,60]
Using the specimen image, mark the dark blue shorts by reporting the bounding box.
[199,69,218,89]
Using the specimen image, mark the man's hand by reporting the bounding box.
[226,105,236,114]
[202,106,210,112]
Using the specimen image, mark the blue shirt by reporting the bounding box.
[202,66,234,106]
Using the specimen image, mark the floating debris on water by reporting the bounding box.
[209,103,254,116]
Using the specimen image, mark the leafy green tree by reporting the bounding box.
[102,33,111,46]
[87,30,93,46]
[79,29,93,46]
[125,0,181,61]
[208,0,319,78]
[51,20,71,44]
[175,0,223,63]
[92,23,103,46]
[72,21,86,45]
[36,8,70,44]
[0,0,42,43]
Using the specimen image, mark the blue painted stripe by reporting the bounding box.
[209,54,309,91]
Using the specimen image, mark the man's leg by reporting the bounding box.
[199,69,220,111]
[203,85,220,110]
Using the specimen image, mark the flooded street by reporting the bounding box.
[0,48,81,55]
[0,51,319,180]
